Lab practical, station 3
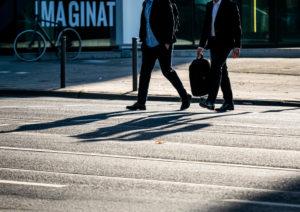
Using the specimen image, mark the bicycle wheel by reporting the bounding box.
[14,30,46,62]
[56,28,82,60]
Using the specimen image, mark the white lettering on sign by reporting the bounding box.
[36,1,116,28]
[69,1,79,27]
[56,2,67,26]
[41,1,55,27]
[86,1,96,27]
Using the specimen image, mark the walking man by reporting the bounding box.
[127,0,191,111]
[197,0,241,112]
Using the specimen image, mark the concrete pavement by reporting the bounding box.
[0,97,299,211]
[1,49,300,211]
[0,51,300,106]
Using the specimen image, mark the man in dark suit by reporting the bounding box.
[127,0,191,111]
[197,0,241,112]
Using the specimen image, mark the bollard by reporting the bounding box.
[60,35,66,88]
[132,37,138,91]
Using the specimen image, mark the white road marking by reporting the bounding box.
[1,168,300,196]
[224,199,300,209]
[0,167,296,194]
[0,146,300,172]
[0,180,66,188]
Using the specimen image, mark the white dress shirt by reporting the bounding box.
[211,0,222,36]
[145,0,159,47]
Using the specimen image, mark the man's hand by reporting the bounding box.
[232,48,240,58]
[165,43,170,50]
[197,47,204,59]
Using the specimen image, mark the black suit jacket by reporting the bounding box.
[199,0,242,49]
[139,0,176,45]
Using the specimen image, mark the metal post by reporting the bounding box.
[132,37,138,91]
[60,35,66,88]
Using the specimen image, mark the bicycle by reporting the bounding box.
[14,16,82,62]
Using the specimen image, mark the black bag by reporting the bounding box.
[189,56,211,96]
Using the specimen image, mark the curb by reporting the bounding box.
[0,89,299,107]
[2,48,300,60]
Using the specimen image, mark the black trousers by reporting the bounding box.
[137,44,188,105]
[207,42,233,105]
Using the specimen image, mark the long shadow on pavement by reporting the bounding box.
[1,108,250,142]
[261,107,300,113]
[0,110,150,133]
[74,111,250,142]
[203,178,300,212]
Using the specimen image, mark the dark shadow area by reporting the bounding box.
[1,92,299,108]
[74,112,250,142]
[0,105,250,142]
[0,110,153,133]
[203,177,300,212]
[261,107,300,113]
[0,57,137,90]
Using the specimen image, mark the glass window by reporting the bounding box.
[279,0,300,44]
[241,0,270,44]
[175,0,209,46]
[193,0,209,45]
[175,0,195,45]
[0,1,15,47]
[0,0,117,49]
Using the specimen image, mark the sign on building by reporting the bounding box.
[35,1,116,28]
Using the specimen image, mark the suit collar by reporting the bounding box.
[214,0,226,24]
[213,0,222,6]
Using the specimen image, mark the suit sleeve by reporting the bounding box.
[139,2,146,43]
[232,2,242,48]
[199,3,210,48]
[161,0,175,44]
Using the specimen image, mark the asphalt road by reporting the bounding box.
[0,96,299,212]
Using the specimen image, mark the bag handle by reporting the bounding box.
[196,54,204,60]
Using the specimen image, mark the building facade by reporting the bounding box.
[186,0,300,47]
[0,0,299,51]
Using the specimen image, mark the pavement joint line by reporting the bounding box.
[2,129,298,141]
[1,146,300,172]
[2,121,300,139]
[1,132,300,152]
[223,199,300,208]
[1,167,300,195]
[153,141,300,152]
[197,129,300,138]
[2,124,300,145]
[0,179,67,188]
[1,89,300,107]
[1,133,300,152]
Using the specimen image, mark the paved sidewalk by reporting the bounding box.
[0,54,299,106]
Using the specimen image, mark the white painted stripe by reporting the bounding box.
[1,146,300,172]
[1,168,300,195]
[224,199,300,209]
[0,180,66,188]
[0,106,59,109]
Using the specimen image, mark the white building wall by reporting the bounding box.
[116,0,144,48]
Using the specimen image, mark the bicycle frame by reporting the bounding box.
[14,14,82,61]
[32,16,63,49]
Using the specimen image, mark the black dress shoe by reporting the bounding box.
[180,94,192,111]
[126,102,146,111]
[216,103,234,112]
[199,98,215,110]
